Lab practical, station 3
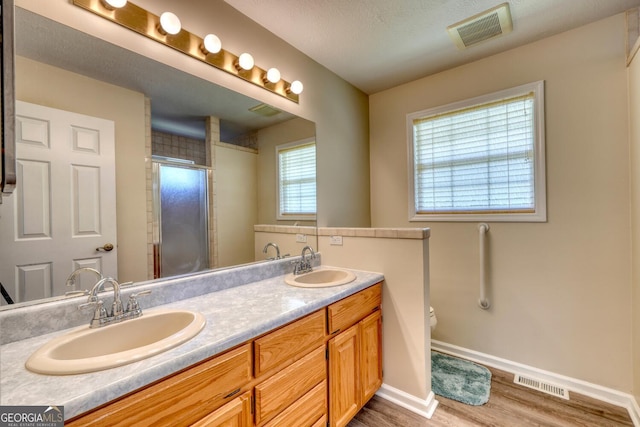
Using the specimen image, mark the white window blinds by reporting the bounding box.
[409,82,546,221]
[278,142,316,217]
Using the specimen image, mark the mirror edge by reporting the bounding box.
[1,0,16,200]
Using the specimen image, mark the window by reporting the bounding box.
[408,81,546,222]
[276,138,316,220]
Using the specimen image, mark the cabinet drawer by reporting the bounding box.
[311,415,328,427]
[255,346,326,426]
[263,380,327,427]
[67,343,252,427]
[254,309,325,377]
[327,283,381,335]
[191,391,252,427]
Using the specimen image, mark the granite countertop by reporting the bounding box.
[0,267,383,420]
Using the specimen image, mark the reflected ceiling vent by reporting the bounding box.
[447,3,512,50]
[249,103,282,117]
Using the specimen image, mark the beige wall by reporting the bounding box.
[629,47,640,403]
[216,144,258,268]
[257,118,316,226]
[254,227,317,262]
[370,15,633,391]
[318,231,430,400]
[17,0,371,229]
[15,56,148,283]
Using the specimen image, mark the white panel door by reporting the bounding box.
[0,101,117,305]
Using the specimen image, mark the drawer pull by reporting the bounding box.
[330,328,341,335]
[224,388,241,399]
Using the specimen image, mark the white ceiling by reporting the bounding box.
[225,0,640,94]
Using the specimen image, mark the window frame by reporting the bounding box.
[275,137,317,221]
[407,80,547,222]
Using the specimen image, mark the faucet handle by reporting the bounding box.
[65,289,89,297]
[130,289,152,299]
[126,290,151,314]
[78,300,96,311]
[79,300,107,321]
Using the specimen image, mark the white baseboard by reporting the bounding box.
[375,383,439,419]
[630,396,640,427]
[431,340,640,427]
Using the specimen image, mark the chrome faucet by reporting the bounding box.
[79,277,151,328]
[292,246,316,275]
[65,267,103,289]
[91,277,123,317]
[263,242,281,260]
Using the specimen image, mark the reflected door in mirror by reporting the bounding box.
[0,102,117,304]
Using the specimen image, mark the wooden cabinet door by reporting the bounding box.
[359,310,382,404]
[191,391,252,427]
[328,324,360,427]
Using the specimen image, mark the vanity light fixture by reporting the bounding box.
[236,53,255,71]
[101,0,127,9]
[264,68,281,84]
[201,34,222,55]
[73,0,302,103]
[158,12,182,35]
[288,80,304,95]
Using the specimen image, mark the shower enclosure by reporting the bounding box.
[152,158,210,278]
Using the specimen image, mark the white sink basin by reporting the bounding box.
[25,309,206,375]
[285,266,356,288]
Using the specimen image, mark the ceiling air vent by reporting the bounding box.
[447,3,512,50]
[249,103,282,117]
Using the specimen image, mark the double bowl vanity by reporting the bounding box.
[0,262,383,426]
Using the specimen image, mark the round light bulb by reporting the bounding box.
[203,34,222,54]
[159,12,181,35]
[266,68,281,84]
[238,53,254,71]
[290,80,304,95]
[102,0,127,8]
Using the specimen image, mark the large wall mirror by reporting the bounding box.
[0,6,317,309]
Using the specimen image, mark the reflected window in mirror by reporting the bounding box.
[276,138,316,221]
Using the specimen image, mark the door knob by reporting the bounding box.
[96,243,114,252]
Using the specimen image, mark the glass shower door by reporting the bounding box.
[153,161,209,278]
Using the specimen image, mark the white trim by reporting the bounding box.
[431,340,640,426]
[375,383,439,419]
[407,80,547,223]
[631,397,640,427]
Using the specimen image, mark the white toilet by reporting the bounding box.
[430,306,437,333]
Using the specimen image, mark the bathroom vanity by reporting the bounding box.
[0,261,384,427]
[68,283,381,426]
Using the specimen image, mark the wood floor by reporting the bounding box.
[349,364,634,427]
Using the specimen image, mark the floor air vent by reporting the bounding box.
[514,374,570,400]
